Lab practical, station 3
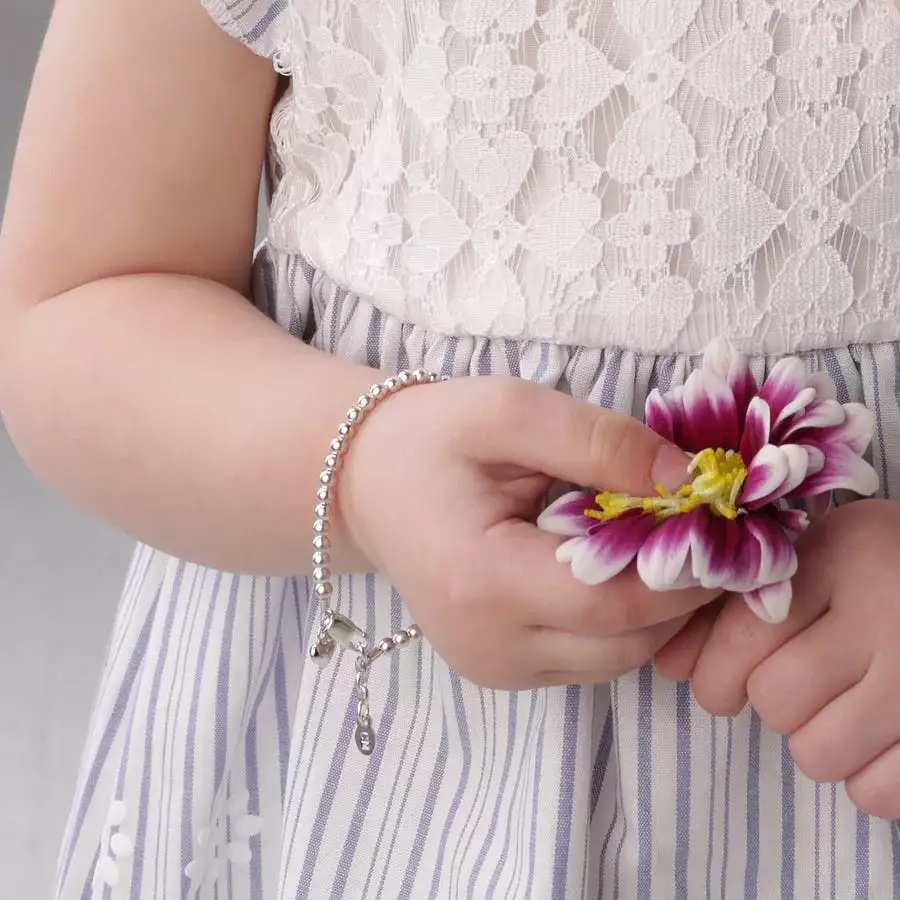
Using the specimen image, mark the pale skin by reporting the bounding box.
[0,0,895,819]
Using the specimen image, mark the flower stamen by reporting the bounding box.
[583,448,748,523]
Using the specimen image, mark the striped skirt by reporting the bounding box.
[56,246,900,898]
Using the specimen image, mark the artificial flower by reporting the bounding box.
[538,338,879,623]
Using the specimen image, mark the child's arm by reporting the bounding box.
[0,0,720,690]
[0,0,390,574]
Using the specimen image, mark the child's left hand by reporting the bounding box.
[655,498,900,819]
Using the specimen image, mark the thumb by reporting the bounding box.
[478,378,690,494]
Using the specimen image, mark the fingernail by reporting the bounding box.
[652,444,692,492]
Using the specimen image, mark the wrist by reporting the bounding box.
[306,369,445,756]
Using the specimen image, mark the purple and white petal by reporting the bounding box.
[721,517,763,592]
[803,444,826,476]
[568,512,657,585]
[730,362,760,426]
[646,389,675,442]
[778,445,811,497]
[773,386,817,433]
[702,337,741,381]
[744,515,799,585]
[788,443,879,498]
[805,403,875,455]
[646,386,688,446]
[636,509,704,590]
[740,396,771,463]
[555,536,583,564]
[682,369,739,452]
[689,508,741,588]
[782,399,846,441]
[769,506,810,533]
[724,514,798,592]
[785,442,824,498]
[743,580,793,624]
[746,444,809,507]
[538,491,596,536]
[759,357,810,425]
[740,444,791,506]
[702,338,759,421]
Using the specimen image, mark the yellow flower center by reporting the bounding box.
[584,448,748,523]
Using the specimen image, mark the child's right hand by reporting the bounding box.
[339,375,721,690]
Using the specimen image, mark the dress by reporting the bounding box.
[57,0,900,896]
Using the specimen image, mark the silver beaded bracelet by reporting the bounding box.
[307,369,445,756]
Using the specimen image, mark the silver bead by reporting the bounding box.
[412,369,427,383]
[379,637,395,653]
[316,486,331,503]
[330,438,344,454]
[369,384,383,399]
[384,376,398,391]
[314,582,333,598]
[319,470,333,485]
[397,371,412,386]
[313,519,329,534]
[338,423,352,437]
[312,566,331,582]
[313,535,331,551]
[407,624,421,639]
[324,454,338,470]
[312,550,330,567]
[357,395,371,410]
[347,408,360,422]
[393,631,409,646]
[314,502,330,519]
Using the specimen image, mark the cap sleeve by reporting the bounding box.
[200,0,288,59]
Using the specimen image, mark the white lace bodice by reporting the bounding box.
[255,0,900,353]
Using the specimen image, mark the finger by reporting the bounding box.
[479,379,691,494]
[691,536,835,716]
[789,662,899,784]
[654,600,723,682]
[487,522,718,636]
[529,615,691,684]
[692,593,825,717]
[746,611,870,735]
[845,742,900,819]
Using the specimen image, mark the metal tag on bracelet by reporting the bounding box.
[355,722,376,756]
[328,611,367,652]
[309,635,336,667]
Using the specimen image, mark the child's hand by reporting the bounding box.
[658,500,900,818]
[338,375,718,690]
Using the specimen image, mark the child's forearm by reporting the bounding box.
[1,272,381,575]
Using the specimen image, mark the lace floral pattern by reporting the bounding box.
[260,0,900,354]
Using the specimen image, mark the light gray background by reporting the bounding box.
[1,2,134,896]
